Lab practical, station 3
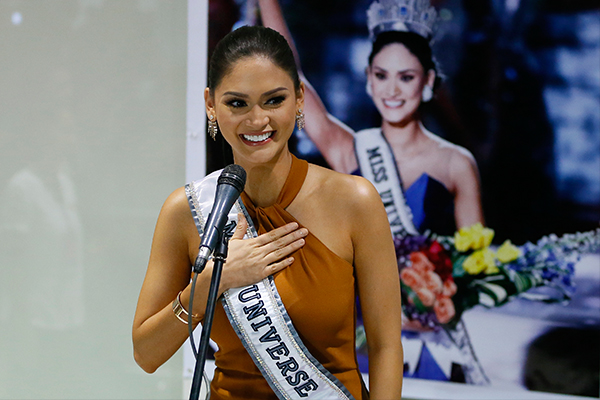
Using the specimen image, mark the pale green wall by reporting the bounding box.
[0,1,187,398]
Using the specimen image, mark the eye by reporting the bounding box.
[400,74,415,82]
[265,95,286,106]
[226,99,247,108]
[375,72,387,80]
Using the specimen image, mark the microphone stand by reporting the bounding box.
[189,222,236,400]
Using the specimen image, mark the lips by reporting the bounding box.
[240,131,274,145]
[383,99,405,108]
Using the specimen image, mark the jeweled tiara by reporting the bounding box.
[367,0,437,41]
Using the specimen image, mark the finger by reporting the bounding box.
[267,257,295,276]
[231,213,248,240]
[263,236,306,265]
[265,227,308,253]
[254,222,300,246]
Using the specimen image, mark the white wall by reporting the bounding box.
[0,1,188,398]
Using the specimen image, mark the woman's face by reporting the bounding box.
[205,56,303,166]
[367,43,434,125]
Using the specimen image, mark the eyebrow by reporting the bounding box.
[372,66,419,74]
[222,87,289,98]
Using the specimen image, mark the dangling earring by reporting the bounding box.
[208,115,218,141]
[296,109,305,131]
[366,82,373,98]
[421,85,433,102]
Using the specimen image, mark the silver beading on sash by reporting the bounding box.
[354,128,418,237]
[186,171,354,400]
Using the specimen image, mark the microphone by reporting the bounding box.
[194,164,246,273]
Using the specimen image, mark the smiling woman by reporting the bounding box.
[132,26,403,399]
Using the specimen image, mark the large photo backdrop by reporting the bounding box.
[191,0,600,398]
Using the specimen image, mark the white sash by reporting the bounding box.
[185,171,354,400]
[354,128,418,236]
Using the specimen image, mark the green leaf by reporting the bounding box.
[452,254,469,277]
[401,282,430,312]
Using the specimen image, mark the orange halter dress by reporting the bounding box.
[207,156,366,399]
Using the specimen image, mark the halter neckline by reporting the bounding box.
[240,155,308,214]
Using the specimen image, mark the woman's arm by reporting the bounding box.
[132,188,204,373]
[449,149,485,228]
[258,0,357,173]
[349,177,404,398]
[132,189,308,373]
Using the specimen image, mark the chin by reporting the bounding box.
[239,146,286,166]
[381,112,416,126]
[376,105,418,125]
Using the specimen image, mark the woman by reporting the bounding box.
[132,26,403,399]
[258,0,484,382]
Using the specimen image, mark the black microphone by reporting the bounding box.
[193,164,246,273]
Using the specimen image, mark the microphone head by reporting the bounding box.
[218,164,246,193]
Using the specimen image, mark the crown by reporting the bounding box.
[367,0,438,41]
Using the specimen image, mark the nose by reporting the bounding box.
[245,105,269,129]
[387,79,401,96]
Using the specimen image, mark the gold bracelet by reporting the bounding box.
[172,291,201,325]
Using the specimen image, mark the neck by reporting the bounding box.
[381,118,425,148]
[235,151,293,208]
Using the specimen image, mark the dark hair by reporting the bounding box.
[208,25,301,94]
[368,31,442,89]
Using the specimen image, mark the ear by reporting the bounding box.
[426,69,436,89]
[296,81,305,110]
[204,87,215,118]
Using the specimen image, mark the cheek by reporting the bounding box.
[279,105,298,126]
[400,80,421,97]
[216,113,243,138]
[371,79,387,96]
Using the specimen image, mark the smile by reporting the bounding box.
[383,99,405,108]
[241,131,274,143]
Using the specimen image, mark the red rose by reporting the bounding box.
[400,268,425,290]
[423,270,443,296]
[416,287,436,307]
[425,241,453,281]
[434,296,456,324]
[442,279,457,297]
[410,251,435,275]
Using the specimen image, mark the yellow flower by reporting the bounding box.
[454,223,495,252]
[463,248,498,275]
[454,228,472,252]
[479,226,495,249]
[496,240,522,263]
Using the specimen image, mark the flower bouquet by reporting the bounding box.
[396,224,599,329]
[392,224,600,384]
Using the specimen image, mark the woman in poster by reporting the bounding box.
[259,0,484,382]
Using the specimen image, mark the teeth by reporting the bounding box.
[383,99,404,107]
[243,132,272,142]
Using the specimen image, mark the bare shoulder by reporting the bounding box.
[156,186,198,243]
[297,163,388,260]
[161,187,192,222]
[147,185,200,267]
[427,134,478,175]
[305,163,381,211]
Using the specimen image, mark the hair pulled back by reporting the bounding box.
[208,25,301,94]
[369,31,442,89]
